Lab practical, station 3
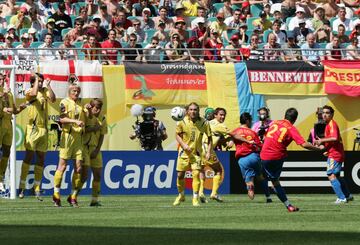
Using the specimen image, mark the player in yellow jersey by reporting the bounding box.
[173,102,212,207]
[0,73,27,192]
[199,107,233,203]
[18,74,56,200]
[80,98,107,206]
[52,84,86,207]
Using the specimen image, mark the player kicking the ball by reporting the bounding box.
[173,102,212,207]
[230,112,272,202]
[52,84,86,207]
[18,74,56,200]
[260,108,323,212]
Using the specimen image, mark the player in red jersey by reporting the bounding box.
[314,105,353,204]
[261,108,323,212]
[230,112,272,202]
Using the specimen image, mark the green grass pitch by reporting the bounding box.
[0,194,359,245]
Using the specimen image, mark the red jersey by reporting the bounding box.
[324,120,345,162]
[232,127,262,159]
[101,40,122,64]
[260,119,305,160]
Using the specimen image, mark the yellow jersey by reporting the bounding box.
[203,119,230,149]
[183,1,200,17]
[59,98,86,134]
[176,115,211,155]
[25,87,50,128]
[0,87,14,130]
[83,114,108,147]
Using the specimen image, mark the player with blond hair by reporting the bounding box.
[173,102,212,207]
[52,83,86,207]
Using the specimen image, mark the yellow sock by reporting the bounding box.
[53,170,63,198]
[33,165,44,192]
[192,170,200,194]
[211,174,222,196]
[92,181,100,199]
[176,178,185,194]
[71,173,81,199]
[0,157,9,181]
[19,162,30,189]
[199,178,205,196]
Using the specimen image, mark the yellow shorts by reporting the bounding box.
[24,125,48,152]
[59,131,83,161]
[0,120,13,146]
[83,145,103,168]
[201,143,219,166]
[202,151,220,166]
[176,151,202,172]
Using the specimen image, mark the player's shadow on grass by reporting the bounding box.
[0,225,359,245]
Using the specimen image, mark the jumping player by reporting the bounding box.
[260,108,323,212]
[230,112,272,202]
[173,102,212,207]
[18,74,56,200]
[314,105,353,204]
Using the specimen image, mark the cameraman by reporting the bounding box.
[129,106,167,150]
[308,107,326,145]
[251,107,272,142]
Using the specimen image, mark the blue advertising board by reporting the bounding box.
[16,151,231,195]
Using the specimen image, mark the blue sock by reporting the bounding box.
[339,178,351,198]
[330,179,346,199]
[261,180,271,198]
[274,184,287,203]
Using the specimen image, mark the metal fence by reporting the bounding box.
[1,47,358,64]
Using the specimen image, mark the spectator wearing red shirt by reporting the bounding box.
[260,108,322,212]
[204,29,224,61]
[230,112,271,202]
[111,9,132,30]
[191,17,208,43]
[314,105,353,203]
[101,29,122,65]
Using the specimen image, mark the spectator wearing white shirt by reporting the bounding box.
[143,36,163,63]
[0,33,17,60]
[38,33,57,61]
[332,7,354,31]
[15,33,34,61]
[224,9,245,31]
[288,6,313,31]
[271,19,287,44]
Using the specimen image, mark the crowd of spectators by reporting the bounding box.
[0,0,359,64]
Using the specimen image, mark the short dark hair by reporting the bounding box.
[240,112,252,124]
[158,6,167,12]
[284,108,298,123]
[90,98,103,107]
[322,105,334,114]
[214,107,226,115]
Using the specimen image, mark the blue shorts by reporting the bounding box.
[326,158,342,176]
[261,159,285,181]
[238,153,262,183]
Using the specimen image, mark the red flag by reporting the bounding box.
[323,60,360,97]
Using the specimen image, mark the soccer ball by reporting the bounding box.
[171,106,185,121]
